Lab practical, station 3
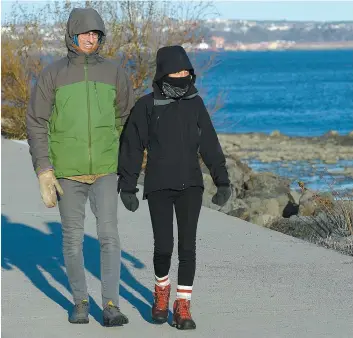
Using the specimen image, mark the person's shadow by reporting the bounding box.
[1,214,170,325]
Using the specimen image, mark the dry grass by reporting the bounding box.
[297,173,353,237]
[1,12,45,139]
[315,236,353,256]
[268,177,353,256]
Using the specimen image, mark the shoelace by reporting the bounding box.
[154,288,169,310]
[176,299,192,319]
[75,302,88,311]
[106,304,121,312]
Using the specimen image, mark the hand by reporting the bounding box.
[120,191,139,212]
[212,186,231,207]
[38,170,64,208]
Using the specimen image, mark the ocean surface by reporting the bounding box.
[192,50,353,194]
[195,49,353,136]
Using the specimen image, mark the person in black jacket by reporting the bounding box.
[118,45,231,330]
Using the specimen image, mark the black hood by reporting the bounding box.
[153,45,195,83]
[65,7,106,60]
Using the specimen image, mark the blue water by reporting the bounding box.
[191,50,353,195]
[193,50,353,136]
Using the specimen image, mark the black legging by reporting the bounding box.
[147,187,203,286]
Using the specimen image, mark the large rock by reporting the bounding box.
[247,196,280,215]
[202,173,218,210]
[252,214,278,227]
[201,154,252,214]
[202,159,302,226]
[201,155,251,199]
[244,172,291,198]
[226,199,251,221]
[202,173,251,219]
[298,190,334,216]
[298,190,317,216]
[243,172,298,223]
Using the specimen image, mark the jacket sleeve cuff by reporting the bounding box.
[117,176,138,194]
[120,187,139,194]
[36,165,54,177]
[216,183,230,188]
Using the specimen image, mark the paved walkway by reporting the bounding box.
[2,138,353,338]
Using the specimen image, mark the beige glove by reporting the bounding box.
[38,170,64,208]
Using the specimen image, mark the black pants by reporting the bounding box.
[147,187,203,286]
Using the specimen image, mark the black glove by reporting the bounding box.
[120,191,139,212]
[212,186,231,207]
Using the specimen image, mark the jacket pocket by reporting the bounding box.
[93,82,116,131]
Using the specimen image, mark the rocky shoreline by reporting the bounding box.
[217,130,353,164]
[218,131,353,195]
[201,131,353,256]
[139,131,353,256]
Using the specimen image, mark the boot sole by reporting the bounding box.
[103,317,129,327]
[172,320,196,330]
[152,315,168,324]
[69,318,89,324]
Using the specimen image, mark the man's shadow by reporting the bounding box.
[1,214,168,325]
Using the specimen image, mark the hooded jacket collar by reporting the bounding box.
[152,45,198,103]
[152,82,198,106]
[65,8,106,65]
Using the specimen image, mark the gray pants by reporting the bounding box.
[58,174,120,307]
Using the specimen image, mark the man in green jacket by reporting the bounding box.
[26,7,134,326]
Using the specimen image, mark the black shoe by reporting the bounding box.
[103,301,129,327]
[69,300,89,324]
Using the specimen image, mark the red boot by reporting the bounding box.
[151,284,171,323]
[172,299,196,330]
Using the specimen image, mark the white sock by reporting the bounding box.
[176,285,192,300]
[155,275,170,287]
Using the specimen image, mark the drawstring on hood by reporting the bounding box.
[73,35,79,46]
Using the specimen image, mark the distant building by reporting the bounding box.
[1,27,12,33]
[211,36,225,49]
[268,24,291,31]
[196,39,209,50]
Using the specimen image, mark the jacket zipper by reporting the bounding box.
[94,81,102,114]
[155,115,160,130]
[84,56,92,174]
[177,100,186,190]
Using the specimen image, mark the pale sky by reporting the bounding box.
[2,1,353,23]
[215,1,353,21]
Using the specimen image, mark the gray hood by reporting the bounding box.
[65,7,106,59]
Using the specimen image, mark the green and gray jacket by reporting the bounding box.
[26,8,134,178]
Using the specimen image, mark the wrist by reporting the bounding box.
[121,188,139,194]
[217,183,230,188]
[37,167,54,177]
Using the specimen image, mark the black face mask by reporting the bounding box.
[161,75,192,99]
[163,75,192,89]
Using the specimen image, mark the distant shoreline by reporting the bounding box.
[286,41,353,51]
[218,130,353,139]
[30,42,353,56]
[190,41,353,52]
